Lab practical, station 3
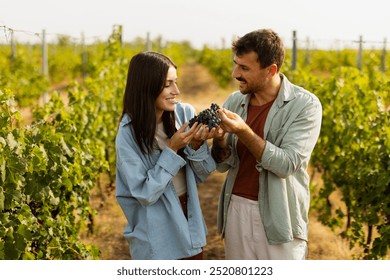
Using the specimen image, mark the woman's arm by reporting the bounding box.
[115,127,186,206]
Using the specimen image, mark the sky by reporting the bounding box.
[1,0,389,49]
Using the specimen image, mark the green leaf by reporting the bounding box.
[0,187,4,211]
[4,240,21,260]
[0,240,5,260]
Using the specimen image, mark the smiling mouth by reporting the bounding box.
[236,78,246,86]
[166,97,176,103]
[238,81,246,87]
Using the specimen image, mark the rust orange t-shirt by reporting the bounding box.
[232,100,274,201]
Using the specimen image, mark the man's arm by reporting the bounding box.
[218,108,265,162]
[211,136,231,163]
[235,124,266,162]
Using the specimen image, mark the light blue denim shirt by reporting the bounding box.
[217,74,322,244]
[115,102,216,260]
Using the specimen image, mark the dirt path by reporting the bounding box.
[84,170,357,260]
[84,171,227,260]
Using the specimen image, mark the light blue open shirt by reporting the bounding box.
[217,74,322,244]
[115,102,216,260]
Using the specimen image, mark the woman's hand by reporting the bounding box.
[194,125,225,141]
[168,122,199,152]
[191,125,226,150]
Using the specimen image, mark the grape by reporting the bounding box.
[189,103,221,129]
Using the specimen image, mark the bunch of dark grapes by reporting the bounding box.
[189,103,221,129]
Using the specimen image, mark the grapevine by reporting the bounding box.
[189,103,221,129]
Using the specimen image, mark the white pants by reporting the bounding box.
[225,195,307,260]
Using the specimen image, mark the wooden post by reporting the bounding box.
[231,34,237,89]
[381,38,387,73]
[41,29,49,104]
[292,30,297,71]
[81,32,88,79]
[146,32,151,51]
[117,25,123,46]
[304,37,310,67]
[156,35,162,52]
[10,29,16,62]
[357,35,363,70]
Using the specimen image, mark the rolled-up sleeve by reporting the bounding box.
[185,142,216,183]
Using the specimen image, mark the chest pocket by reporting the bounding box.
[265,102,296,146]
[267,127,287,146]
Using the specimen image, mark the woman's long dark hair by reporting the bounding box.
[121,52,177,154]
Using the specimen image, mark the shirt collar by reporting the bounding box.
[120,113,132,127]
[239,73,294,108]
[275,73,296,107]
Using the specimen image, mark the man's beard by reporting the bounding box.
[237,77,265,95]
[236,77,253,94]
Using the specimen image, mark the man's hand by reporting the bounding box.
[218,108,266,162]
[218,108,248,134]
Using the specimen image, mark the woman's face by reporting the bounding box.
[155,66,180,119]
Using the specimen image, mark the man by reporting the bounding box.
[212,29,322,259]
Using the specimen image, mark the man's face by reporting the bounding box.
[232,51,270,95]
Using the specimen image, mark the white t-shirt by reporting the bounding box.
[155,122,187,196]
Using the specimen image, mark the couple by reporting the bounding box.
[115,29,322,260]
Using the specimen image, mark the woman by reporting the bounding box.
[115,51,219,260]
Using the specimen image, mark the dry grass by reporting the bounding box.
[81,178,130,260]
[84,170,360,260]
